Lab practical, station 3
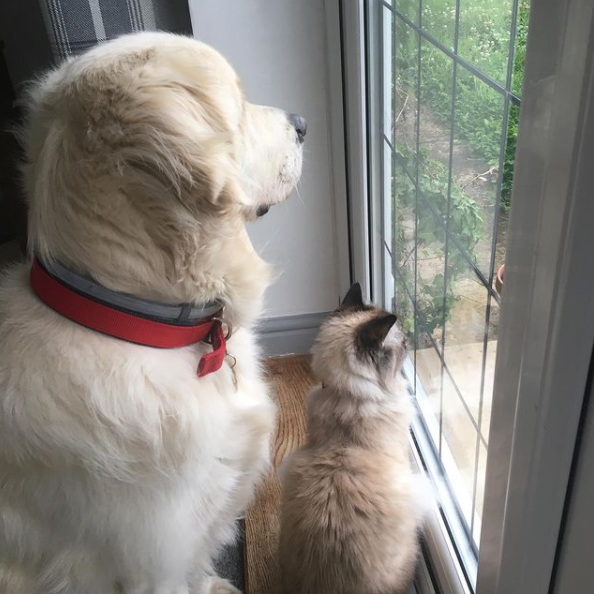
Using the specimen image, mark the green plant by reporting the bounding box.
[501,1,530,211]
[394,146,483,340]
[390,1,530,339]
[395,0,530,213]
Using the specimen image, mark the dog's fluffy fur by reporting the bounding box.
[0,32,303,593]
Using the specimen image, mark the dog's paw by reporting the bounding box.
[201,577,241,594]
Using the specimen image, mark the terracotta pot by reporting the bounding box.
[495,264,505,295]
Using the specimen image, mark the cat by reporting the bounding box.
[279,283,429,594]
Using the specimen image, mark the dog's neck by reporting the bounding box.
[33,215,271,330]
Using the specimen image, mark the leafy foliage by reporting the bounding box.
[393,146,483,338]
[396,0,530,208]
[391,0,529,339]
[502,2,530,208]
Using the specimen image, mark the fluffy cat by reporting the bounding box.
[279,283,428,594]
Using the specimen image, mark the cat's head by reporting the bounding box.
[311,283,407,396]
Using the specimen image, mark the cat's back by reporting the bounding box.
[279,444,419,594]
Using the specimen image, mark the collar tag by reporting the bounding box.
[198,319,227,377]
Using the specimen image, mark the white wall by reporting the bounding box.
[188,0,348,319]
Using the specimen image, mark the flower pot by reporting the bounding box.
[495,264,505,295]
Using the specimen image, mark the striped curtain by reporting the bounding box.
[38,0,192,59]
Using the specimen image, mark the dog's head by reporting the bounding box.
[22,32,305,325]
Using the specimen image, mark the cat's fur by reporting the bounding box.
[279,284,428,594]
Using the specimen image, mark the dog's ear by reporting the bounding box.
[73,52,239,216]
[117,116,237,216]
[123,146,231,215]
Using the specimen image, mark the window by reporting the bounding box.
[374,0,529,581]
[341,0,594,592]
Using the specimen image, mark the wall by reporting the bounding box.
[188,0,348,324]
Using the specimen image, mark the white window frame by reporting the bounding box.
[476,0,594,591]
[338,0,594,593]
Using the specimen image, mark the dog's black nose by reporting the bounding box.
[288,113,307,143]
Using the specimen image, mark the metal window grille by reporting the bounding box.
[378,0,529,568]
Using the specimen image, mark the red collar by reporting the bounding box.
[30,259,228,377]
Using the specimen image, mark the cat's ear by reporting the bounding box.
[358,313,398,351]
[340,282,364,309]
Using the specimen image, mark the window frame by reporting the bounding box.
[338,0,594,593]
[476,0,594,590]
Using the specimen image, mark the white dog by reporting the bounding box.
[0,32,304,594]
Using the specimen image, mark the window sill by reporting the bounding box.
[405,359,476,594]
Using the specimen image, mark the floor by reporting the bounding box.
[244,355,314,594]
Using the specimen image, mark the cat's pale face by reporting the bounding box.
[311,283,407,394]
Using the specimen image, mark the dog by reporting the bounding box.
[0,32,305,593]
